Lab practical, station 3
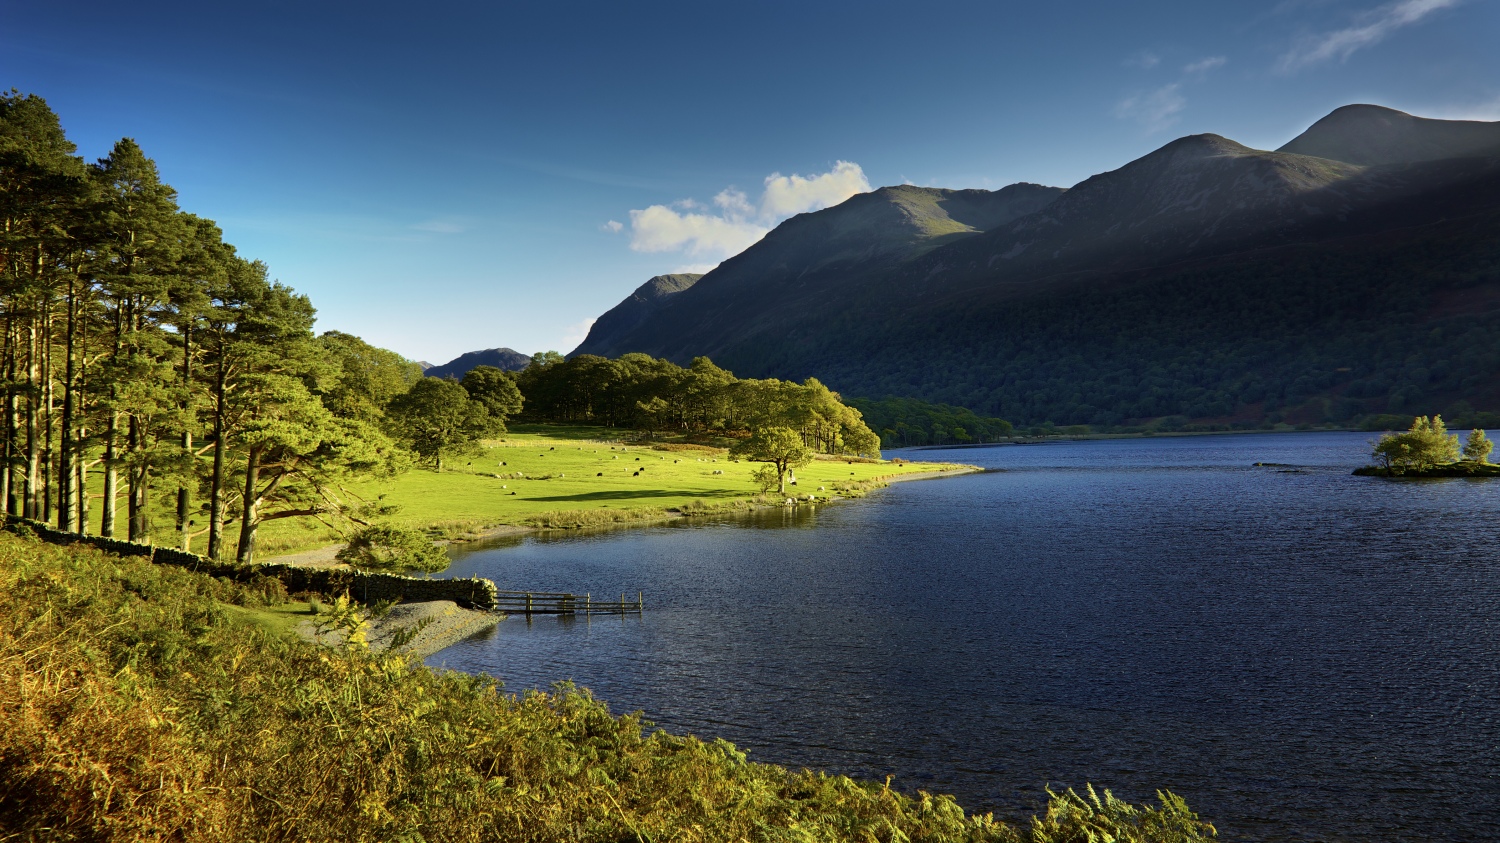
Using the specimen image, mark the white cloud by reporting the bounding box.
[601,219,623,233]
[1114,83,1187,133]
[1277,0,1461,73]
[1125,51,1161,69]
[1184,56,1227,75]
[627,205,769,258]
[560,317,597,351]
[760,161,871,219]
[625,161,871,262]
[713,187,755,217]
[673,262,720,275]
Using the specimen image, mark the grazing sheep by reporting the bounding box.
[633,471,640,476]
[597,472,603,476]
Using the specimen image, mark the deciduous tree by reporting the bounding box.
[730,426,813,495]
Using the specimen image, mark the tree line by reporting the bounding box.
[511,351,880,458]
[0,92,426,562]
[1,91,881,564]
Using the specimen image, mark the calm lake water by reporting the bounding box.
[430,432,1500,842]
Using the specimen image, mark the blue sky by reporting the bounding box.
[5,0,1497,364]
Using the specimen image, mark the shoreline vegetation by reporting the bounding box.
[0,528,1220,842]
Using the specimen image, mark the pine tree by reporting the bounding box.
[1463,428,1493,464]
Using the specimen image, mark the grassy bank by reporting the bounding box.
[254,425,974,557]
[0,531,1218,842]
[1353,460,1500,478]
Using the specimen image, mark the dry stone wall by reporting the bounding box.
[6,517,498,610]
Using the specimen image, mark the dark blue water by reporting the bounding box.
[429,432,1500,842]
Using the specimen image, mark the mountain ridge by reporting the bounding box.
[424,347,532,380]
[572,104,1500,428]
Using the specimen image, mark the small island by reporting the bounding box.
[1353,415,1499,477]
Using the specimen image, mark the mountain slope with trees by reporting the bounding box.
[572,106,1500,428]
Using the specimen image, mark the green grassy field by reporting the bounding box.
[174,424,973,558]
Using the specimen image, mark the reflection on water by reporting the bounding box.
[429,432,1500,843]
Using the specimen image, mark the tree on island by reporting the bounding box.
[731,426,812,495]
[1371,415,1461,471]
[1463,428,1493,464]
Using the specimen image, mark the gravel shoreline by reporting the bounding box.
[297,600,502,659]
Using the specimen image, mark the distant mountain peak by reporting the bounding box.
[570,274,703,357]
[1159,133,1255,158]
[424,347,531,380]
[570,182,1065,360]
[1279,103,1500,166]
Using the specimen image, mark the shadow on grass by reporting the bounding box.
[504,424,625,441]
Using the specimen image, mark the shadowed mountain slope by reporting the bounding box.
[571,183,1063,359]
[425,347,532,380]
[571,274,701,359]
[1278,104,1500,166]
[572,106,1500,428]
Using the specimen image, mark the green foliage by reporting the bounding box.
[1371,415,1463,471]
[315,330,425,422]
[1463,428,1493,463]
[731,426,814,494]
[336,524,450,572]
[518,354,880,457]
[752,464,782,492]
[387,377,498,471]
[1027,785,1216,843]
[0,533,1217,842]
[851,396,1014,447]
[460,365,525,427]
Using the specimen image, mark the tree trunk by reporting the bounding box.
[24,316,38,519]
[41,303,53,524]
[176,324,192,550]
[58,272,76,532]
[236,444,260,564]
[208,358,227,560]
[101,304,121,537]
[2,315,14,516]
[129,458,149,543]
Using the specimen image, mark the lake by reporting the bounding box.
[429,431,1500,842]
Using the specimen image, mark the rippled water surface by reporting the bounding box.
[430,432,1500,842]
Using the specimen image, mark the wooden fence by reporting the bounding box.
[493,589,643,616]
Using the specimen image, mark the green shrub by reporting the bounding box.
[336,524,450,572]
